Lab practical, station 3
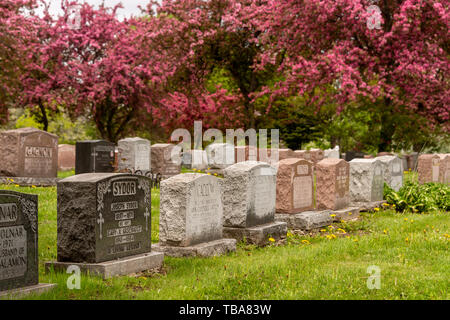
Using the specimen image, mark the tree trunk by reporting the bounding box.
[38,101,49,132]
[378,98,394,152]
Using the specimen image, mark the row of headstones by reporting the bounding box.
[0,127,181,181]
[417,154,450,184]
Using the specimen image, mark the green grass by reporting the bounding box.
[0,176,449,300]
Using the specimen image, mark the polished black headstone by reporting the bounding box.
[75,140,115,174]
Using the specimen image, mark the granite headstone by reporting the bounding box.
[75,140,115,175]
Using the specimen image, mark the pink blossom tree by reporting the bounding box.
[251,0,449,150]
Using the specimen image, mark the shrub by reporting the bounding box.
[384,181,450,213]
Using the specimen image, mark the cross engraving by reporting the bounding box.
[144,207,150,231]
[97,213,105,239]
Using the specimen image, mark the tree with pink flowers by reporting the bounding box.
[250,0,449,150]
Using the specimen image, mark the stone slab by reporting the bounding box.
[0,283,56,299]
[329,207,361,222]
[45,251,164,279]
[153,238,236,258]
[352,200,387,211]
[75,140,116,174]
[316,158,350,210]
[349,158,384,203]
[223,221,287,246]
[275,211,332,231]
[0,177,59,187]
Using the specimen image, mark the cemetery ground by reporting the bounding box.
[1,173,448,300]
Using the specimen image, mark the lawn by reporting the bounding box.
[0,174,448,300]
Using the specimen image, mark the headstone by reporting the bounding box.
[438,154,450,184]
[324,146,340,159]
[0,127,58,178]
[293,150,312,162]
[235,146,258,163]
[223,162,277,228]
[418,154,441,184]
[406,152,419,171]
[206,143,235,169]
[345,151,365,162]
[0,191,38,291]
[376,155,403,191]
[349,159,384,203]
[316,159,350,210]
[160,174,222,246]
[75,140,115,175]
[181,151,192,169]
[117,137,151,173]
[58,144,75,171]
[276,158,314,213]
[0,190,55,296]
[57,173,152,263]
[310,149,325,163]
[191,150,209,170]
[151,144,181,178]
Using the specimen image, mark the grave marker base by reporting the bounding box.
[153,238,236,258]
[276,211,332,231]
[0,176,58,186]
[0,283,56,299]
[223,221,287,246]
[329,207,361,222]
[45,252,164,279]
[351,201,386,212]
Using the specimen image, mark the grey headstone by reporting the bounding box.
[159,173,223,247]
[376,155,403,191]
[0,190,38,292]
[57,173,152,263]
[206,143,235,169]
[191,150,208,170]
[222,161,277,228]
[118,137,151,172]
[349,159,384,202]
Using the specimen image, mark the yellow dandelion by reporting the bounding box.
[207,173,211,175]
[301,240,310,244]
[383,229,388,234]
[14,184,19,187]
[404,218,408,221]
[405,237,409,242]
[353,238,359,242]
[320,229,326,232]
[330,214,336,218]
[374,207,380,212]
[348,212,352,215]
[31,185,37,188]
[382,203,389,207]
[268,237,275,243]
[214,173,218,176]
[337,228,346,233]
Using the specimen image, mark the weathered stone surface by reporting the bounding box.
[153,239,236,258]
[0,283,56,299]
[222,161,277,228]
[276,211,332,231]
[0,127,58,178]
[349,159,384,203]
[324,147,340,159]
[418,154,441,184]
[293,150,312,162]
[223,221,287,246]
[376,155,404,191]
[438,154,450,184]
[310,149,325,163]
[405,153,419,171]
[151,144,181,177]
[0,191,39,292]
[57,173,152,263]
[75,140,115,174]
[354,200,387,212]
[181,151,192,169]
[159,173,223,247]
[316,159,350,210]
[118,137,151,172]
[58,144,75,171]
[258,148,294,166]
[276,158,314,213]
[235,146,258,163]
[329,207,361,222]
[0,177,58,187]
[46,252,163,279]
[191,150,208,170]
[206,143,235,169]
